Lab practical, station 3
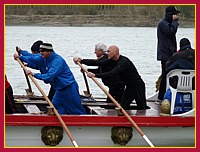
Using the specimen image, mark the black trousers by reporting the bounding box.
[48,85,56,101]
[157,61,167,100]
[161,61,166,75]
[120,80,147,110]
[158,74,166,100]
[106,83,125,103]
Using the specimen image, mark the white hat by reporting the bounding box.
[95,43,107,52]
[40,43,53,51]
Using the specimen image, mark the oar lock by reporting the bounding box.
[46,106,55,115]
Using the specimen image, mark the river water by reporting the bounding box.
[5,26,195,98]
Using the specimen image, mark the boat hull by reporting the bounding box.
[5,95,195,147]
[5,125,194,147]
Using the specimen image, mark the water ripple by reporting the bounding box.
[5,26,194,98]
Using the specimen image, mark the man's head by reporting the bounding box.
[165,6,180,21]
[31,40,43,54]
[39,43,53,58]
[107,45,120,61]
[179,38,191,51]
[165,6,180,15]
[94,43,107,58]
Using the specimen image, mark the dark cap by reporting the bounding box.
[180,38,191,51]
[165,6,180,15]
[40,43,53,52]
[31,40,43,53]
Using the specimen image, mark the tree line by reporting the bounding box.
[5,5,195,27]
[5,5,195,18]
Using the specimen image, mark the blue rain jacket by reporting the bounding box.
[20,50,40,69]
[20,51,75,90]
[20,51,86,114]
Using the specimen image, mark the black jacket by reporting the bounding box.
[157,14,179,61]
[81,54,124,87]
[83,55,143,88]
[166,48,195,72]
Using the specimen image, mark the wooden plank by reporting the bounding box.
[92,108,160,116]
[23,104,41,114]
[15,99,47,104]
[82,102,114,106]
[87,106,105,115]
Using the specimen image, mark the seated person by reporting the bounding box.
[158,38,195,100]
[5,75,17,114]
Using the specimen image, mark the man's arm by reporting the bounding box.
[81,58,108,66]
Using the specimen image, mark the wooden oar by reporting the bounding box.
[82,71,92,97]
[16,47,33,96]
[77,62,154,147]
[15,57,79,147]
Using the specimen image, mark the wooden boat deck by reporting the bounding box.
[5,95,195,127]
[85,101,160,116]
[14,94,161,117]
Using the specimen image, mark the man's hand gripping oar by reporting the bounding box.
[73,57,92,97]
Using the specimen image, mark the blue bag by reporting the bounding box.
[163,89,192,114]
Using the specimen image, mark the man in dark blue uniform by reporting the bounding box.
[157,6,180,75]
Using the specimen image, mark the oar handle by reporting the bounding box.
[23,69,33,92]
[16,47,33,93]
[16,57,78,147]
[77,62,154,147]
[82,71,91,95]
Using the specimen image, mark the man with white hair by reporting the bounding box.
[73,43,125,103]
[85,45,147,110]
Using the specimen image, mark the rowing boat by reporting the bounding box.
[5,93,195,147]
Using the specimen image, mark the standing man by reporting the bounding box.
[157,6,180,75]
[14,43,86,115]
[81,45,147,110]
[73,43,125,103]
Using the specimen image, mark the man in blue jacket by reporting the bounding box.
[157,6,180,75]
[14,43,86,115]
[17,40,55,101]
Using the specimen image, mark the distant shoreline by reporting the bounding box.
[6,15,194,28]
